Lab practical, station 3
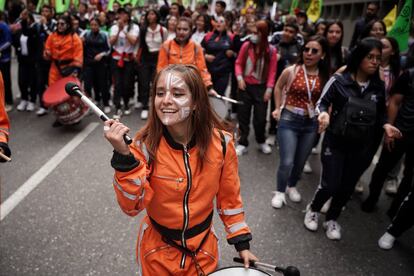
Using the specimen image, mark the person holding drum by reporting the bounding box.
[0,72,11,162]
[104,64,257,275]
[44,15,83,86]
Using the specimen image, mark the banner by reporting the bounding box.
[307,0,322,23]
[388,0,412,52]
[383,5,397,32]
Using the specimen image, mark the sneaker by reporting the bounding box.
[5,104,13,112]
[258,143,272,154]
[123,108,132,116]
[287,187,301,202]
[235,145,248,156]
[304,206,319,231]
[320,198,332,214]
[355,182,364,193]
[303,161,312,174]
[26,101,35,111]
[113,109,122,120]
[36,107,48,116]
[311,147,319,155]
[378,232,396,250]
[141,110,148,120]
[271,192,286,209]
[103,106,111,114]
[134,102,143,109]
[265,135,276,146]
[385,179,398,195]
[17,100,28,111]
[323,220,341,240]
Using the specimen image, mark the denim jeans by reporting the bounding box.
[276,109,318,192]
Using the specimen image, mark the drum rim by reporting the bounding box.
[208,265,272,275]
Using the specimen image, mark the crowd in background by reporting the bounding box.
[1,0,414,250]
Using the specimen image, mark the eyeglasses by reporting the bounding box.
[303,47,319,55]
[365,54,381,63]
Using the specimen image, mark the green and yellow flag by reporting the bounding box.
[0,0,6,11]
[383,5,397,32]
[307,0,323,23]
[388,0,412,52]
[290,0,299,15]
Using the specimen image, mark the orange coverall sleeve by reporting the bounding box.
[70,34,83,68]
[194,43,212,88]
[0,72,9,144]
[44,33,53,60]
[216,132,251,243]
[112,142,154,216]
[156,41,169,73]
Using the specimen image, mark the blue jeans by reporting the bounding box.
[276,109,318,192]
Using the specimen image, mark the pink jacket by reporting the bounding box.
[235,41,277,89]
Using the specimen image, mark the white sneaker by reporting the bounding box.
[265,135,276,146]
[235,145,248,156]
[258,143,272,154]
[103,106,111,114]
[287,187,301,202]
[17,100,28,111]
[323,220,341,240]
[141,110,148,120]
[311,147,319,155]
[113,109,122,119]
[134,102,143,109]
[271,192,286,209]
[36,107,48,116]
[378,232,396,250]
[124,108,132,116]
[355,182,364,193]
[385,179,398,195]
[320,198,332,214]
[26,101,35,111]
[304,206,319,231]
[303,161,312,174]
[5,104,13,112]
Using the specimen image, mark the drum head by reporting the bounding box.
[43,76,81,107]
[209,97,227,119]
[209,267,271,276]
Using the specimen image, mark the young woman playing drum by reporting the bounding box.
[104,64,257,275]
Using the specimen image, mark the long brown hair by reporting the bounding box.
[136,64,225,170]
[251,20,271,83]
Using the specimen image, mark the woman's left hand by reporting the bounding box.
[239,250,259,268]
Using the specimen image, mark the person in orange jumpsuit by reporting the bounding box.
[0,72,11,162]
[44,15,83,86]
[157,17,218,97]
[104,64,257,275]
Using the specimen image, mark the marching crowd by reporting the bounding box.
[1,0,414,258]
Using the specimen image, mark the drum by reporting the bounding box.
[43,76,89,125]
[209,97,228,120]
[209,267,271,276]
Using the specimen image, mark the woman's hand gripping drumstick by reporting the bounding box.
[103,120,131,155]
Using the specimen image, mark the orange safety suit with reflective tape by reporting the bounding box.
[0,72,11,160]
[44,32,83,86]
[157,39,213,89]
[111,128,251,276]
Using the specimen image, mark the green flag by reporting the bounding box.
[290,0,299,15]
[0,0,6,11]
[388,0,412,52]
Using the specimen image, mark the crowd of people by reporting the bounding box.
[1,0,414,269]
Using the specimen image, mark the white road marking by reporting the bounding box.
[0,123,99,221]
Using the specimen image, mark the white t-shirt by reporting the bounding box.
[110,23,140,56]
[145,25,167,53]
[191,31,206,44]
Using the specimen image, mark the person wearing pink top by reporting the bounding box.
[235,20,277,156]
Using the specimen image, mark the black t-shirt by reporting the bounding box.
[390,70,414,133]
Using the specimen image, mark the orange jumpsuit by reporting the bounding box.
[44,32,83,86]
[111,129,251,276]
[157,39,213,89]
[0,72,11,160]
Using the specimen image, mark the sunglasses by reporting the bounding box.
[303,47,319,55]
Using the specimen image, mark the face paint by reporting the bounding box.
[155,71,193,126]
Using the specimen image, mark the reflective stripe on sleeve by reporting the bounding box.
[227,221,248,234]
[129,177,144,187]
[217,207,244,216]
[223,133,231,146]
[113,178,137,201]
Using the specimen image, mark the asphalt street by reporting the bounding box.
[1,60,413,276]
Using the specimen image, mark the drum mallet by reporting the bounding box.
[65,82,132,145]
[214,94,244,105]
[233,257,300,276]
